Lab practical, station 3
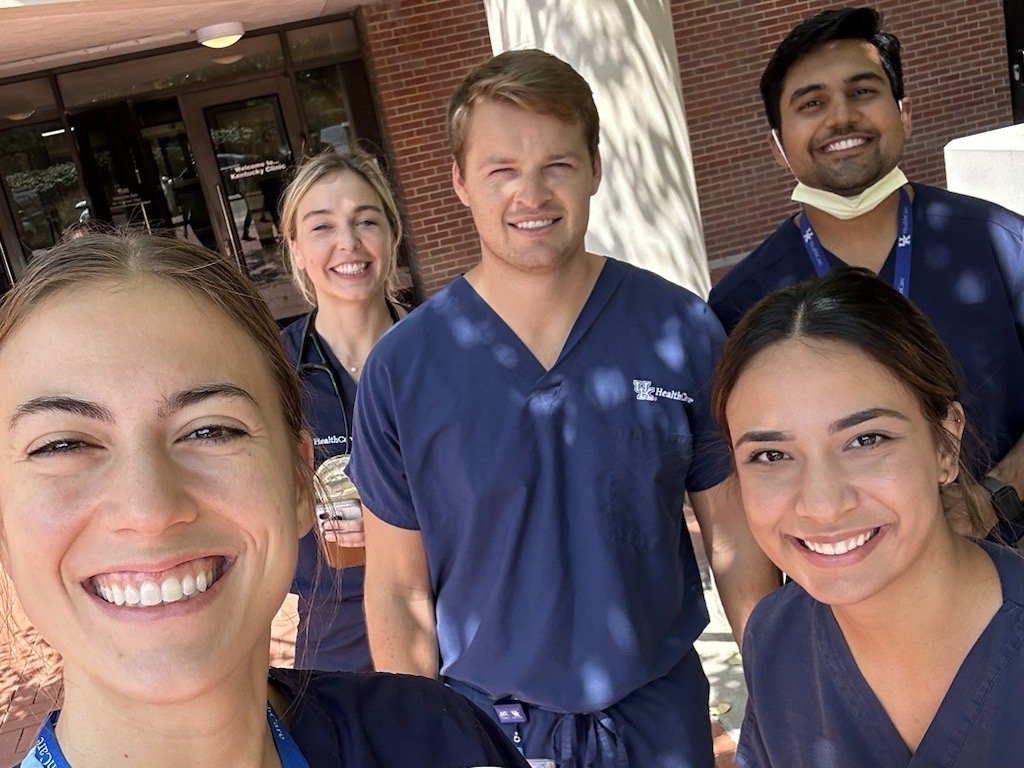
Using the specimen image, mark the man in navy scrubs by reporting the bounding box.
[709,7,1024,543]
[348,49,778,767]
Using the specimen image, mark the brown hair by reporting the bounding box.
[0,232,312,506]
[712,268,987,534]
[447,49,600,171]
[279,150,403,306]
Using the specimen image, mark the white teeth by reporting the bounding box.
[514,219,554,230]
[333,262,368,275]
[92,562,222,608]
[825,137,866,152]
[802,528,878,556]
[124,584,141,606]
[140,581,162,607]
[161,576,184,603]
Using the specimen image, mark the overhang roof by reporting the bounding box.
[0,0,367,80]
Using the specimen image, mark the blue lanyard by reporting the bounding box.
[32,705,310,767]
[799,188,913,296]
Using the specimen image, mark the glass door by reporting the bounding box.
[179,78,309,320]
[70,104,173,233]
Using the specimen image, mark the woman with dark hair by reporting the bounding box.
[714,269,1023,767]
[0,232,527,768]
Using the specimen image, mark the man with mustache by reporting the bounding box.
[709,7,1024,545]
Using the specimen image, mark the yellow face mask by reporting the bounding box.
[791,165,909,220]
[771,127,909,221]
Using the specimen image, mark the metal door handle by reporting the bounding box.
[215,183,248,275]
[0,238,15,287]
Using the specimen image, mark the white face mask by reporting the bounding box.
[771,119,908,220]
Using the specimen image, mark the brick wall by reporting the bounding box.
[671,0,1013,282]
[359,0,493,296]
[359,1,1012,293]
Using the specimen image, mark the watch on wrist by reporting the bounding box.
[980,475,1024,546]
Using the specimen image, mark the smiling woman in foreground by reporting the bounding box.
[713,269,1024,767]
[0,232,527,768]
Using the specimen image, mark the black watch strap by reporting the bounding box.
[981,476,1024,547]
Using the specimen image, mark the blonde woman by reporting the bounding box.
[279,151,406,671]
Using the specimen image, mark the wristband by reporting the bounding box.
[980,475,1024,548]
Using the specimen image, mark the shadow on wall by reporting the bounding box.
[486,0,711,297]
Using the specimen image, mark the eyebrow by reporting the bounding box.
[829,407,909,433]
[301,204,383,221]
[733,407,909,448]
[734,429,792,448]
[480,151,582,165]
[788,71,886,103]
[158,384,259,417]
[10,396,114,429]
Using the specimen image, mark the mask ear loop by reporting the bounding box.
[771,129,791,169]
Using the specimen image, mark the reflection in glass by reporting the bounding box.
[140,116,217,249]
[206,96,308,319]
[75,122,161,232]
[296,65,357,154]
[0,121,83,257]
[286,21,359,64]
[58,36,284,110]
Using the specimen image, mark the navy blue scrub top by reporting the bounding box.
[738,539,1024,767]
[282,315,371,672]
[349,257,731,712]
[709,184,1024,474]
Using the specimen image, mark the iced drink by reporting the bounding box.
[315,455,365,569]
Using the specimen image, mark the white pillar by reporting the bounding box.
[945,124,1024,216]
[483,0,709,296]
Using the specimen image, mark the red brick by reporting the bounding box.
[671,0,1011,279]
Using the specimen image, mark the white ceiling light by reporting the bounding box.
[196,22,245,49]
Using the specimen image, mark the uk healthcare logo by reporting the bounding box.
[633,380,694,404]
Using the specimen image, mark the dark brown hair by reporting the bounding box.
[712,268,986,533]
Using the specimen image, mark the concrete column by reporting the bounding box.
[482,0,710,297]
[945,124,1024,216]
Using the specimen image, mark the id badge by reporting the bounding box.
[492,701,527,724]
[526,761,556,768]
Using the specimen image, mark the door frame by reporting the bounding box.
[178,76,304,266]
[1006,0,1024,123]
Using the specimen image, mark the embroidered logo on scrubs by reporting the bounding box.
[633,380,694,404]
[313,434,350,448]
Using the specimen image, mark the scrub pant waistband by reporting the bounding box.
[444,647,713,768]
[445,678,627,768]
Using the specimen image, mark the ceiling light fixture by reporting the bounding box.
[197,22,245,49]
[4,98,36,121]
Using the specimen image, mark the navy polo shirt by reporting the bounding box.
[709,184,1024,473]
[349,257,731,712]
[281,316,371,672]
